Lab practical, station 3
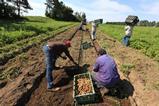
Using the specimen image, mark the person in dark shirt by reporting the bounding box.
[43,40,77,90]
[79,20,87,31]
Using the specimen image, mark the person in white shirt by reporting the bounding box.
[122,25,133,46]
[91,21,97,40]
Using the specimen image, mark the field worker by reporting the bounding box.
[122,25,134,46]
[79,19,87,31]
[91,21,97,40]
[79,13,87,31]
[91,48,120,95]
[43,40,78,90]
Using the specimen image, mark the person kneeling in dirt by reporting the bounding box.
[43,40,78,90]
[91,48,120,96]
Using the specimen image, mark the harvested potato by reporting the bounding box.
[77,78,92,95]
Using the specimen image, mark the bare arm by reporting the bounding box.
[65,49,78,65]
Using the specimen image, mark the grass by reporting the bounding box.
[0,16,75,47]
[0,16,77,80]
[120,64,135,76]
[99,24,159,62]
[0,24,75,65]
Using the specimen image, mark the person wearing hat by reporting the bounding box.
[43,40,77,90]
[91,48,120,95]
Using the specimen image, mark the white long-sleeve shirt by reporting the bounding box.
[125,25,133,36]
[92,22,96,32]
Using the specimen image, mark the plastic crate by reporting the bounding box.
[94,19,103,24]
[125,15,139,26]
[73,72,96,104]
[82,41,92,50]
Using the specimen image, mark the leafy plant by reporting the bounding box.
[0,16,75,47]
[121,64,135,76]
[99,24,159,61]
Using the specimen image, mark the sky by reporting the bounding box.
[25,0,159,22]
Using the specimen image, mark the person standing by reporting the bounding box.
[122,25,134,46]
[43,40,77,91]
[79,13,87,31]
[91,21,97,40]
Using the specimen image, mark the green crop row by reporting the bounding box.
[0,25,75,80]
[0,16,76,47]
[0,24,73,54]
[99,24,159,62]
[0,24,76,66]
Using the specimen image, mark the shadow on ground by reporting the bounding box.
[106,79,134,99]
[54,64,134,105]
[54,65,85,87]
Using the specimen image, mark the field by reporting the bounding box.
[0,16,75,66]
[0,17,159,106]
[0,16,74,46]
[99,24,159,62]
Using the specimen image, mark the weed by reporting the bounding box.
[154,82,159,90]
[121,64,135,76]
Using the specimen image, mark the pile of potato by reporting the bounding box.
[77,78,92,95]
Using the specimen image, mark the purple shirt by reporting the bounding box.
[93,54,120,87]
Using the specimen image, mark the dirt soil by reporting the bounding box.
[0,26,159,106]
[97,30,159,106]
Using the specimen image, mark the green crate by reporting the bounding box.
[73,72,96,104]
[81,41,92,50]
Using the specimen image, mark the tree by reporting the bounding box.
[156,22,159,27]
[150,21,156,26]
[74,12,82,21]
[45,0,79,21]
[81,13,86,20]
[0,0,17,18]
[7,0,32,17]
[45,0,53,17]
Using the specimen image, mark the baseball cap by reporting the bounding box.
[64,40,71,47]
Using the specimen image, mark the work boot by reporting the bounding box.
[47,82,54,89]
[47,82,60,92]
[47,87,60,92]
[53,65,61,70]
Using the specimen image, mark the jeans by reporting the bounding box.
[91,31,96,40]
[43,45,55,88]
[122,35,131,46]
[91,71,119,88]
[91,71,105,88]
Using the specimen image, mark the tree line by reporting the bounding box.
[106,20,159,27]
[45,0,85,21]
[0,0,85,21]
[0,0,32,18]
